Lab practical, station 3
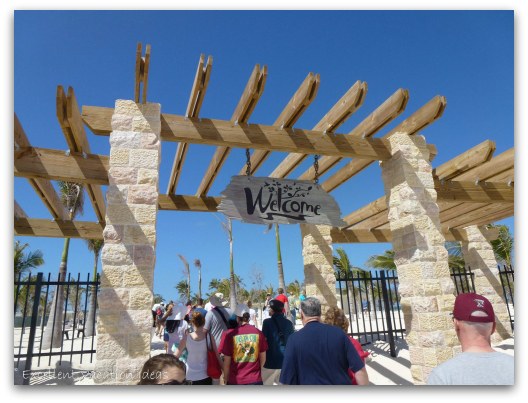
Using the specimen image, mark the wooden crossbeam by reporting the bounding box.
[330,227,499,243]
[14,200,27,219]
[321,95,447,192]
[84,105,431,161]
[239,72,320,175]
[433,140,496,181]
[56,86,106,223]
[342,142,509,229]
[158,195,221,212]
[196,64,267,197]
[435,179,514,203]
[453,148,514,182]
[299,88,409,181]
[442,203,513,230]
[167,55,213,195]
[15,147,109,185]
[15,218,104,239]
[14,114,69,220]
[269,80,368,178]
[135,43,151,104]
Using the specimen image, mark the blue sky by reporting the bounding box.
[13,10,514,303]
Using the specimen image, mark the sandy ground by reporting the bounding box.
[14,323,515,386]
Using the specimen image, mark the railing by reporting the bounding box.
[336,270,404,358]
[14,272,100,385]
[337,265,515,358]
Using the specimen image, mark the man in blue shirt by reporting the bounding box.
[261,299,295,385]
[279,297,369,385]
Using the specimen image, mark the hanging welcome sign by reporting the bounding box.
[218,176,346,226]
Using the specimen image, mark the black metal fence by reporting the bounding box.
[337,265,515,358]
[14,272,100,385]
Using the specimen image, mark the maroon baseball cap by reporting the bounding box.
[453,293,495,323]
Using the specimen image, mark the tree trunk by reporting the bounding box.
[198,268,202,299]
[275,224,286,291]
[84,254,99,337]
[228,220,237,310]
[42,238,70,349]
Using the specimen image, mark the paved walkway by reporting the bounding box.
[17,326,514,385]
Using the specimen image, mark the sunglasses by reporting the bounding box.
[158,379,191,385]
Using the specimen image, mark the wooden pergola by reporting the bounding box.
[14,46,513,242]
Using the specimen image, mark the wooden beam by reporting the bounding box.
[158,195,221,212]
[321,95,447,192]
[134,43,142,103]
[454,148,514,182]
[83,105,435,160]
[433,140,496,181]
[435,179,514,203]
[60,86,106,223]
[141,44,151,104]
[14,200,27,219]
[342,141,507,229]
[196,65,267,196]
[15,147,109,185]
[442,203,513,230]
[14,114,69,220]
[330,227,500,243]
[15,218,104,239]
[239,72,320,175]
[167,55,213,194]
[269,80,368,178]
[299,88,409,180]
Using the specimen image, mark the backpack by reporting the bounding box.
[156,307,162,316]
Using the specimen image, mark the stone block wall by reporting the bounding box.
[300,224,337,317]
[461,225,513,342]
[380,132,457,384]
[94,100,161,385]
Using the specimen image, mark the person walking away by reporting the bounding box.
[262,293,272,323]
[204,292,233,384]
[261,299,295,385]
[152,301,162,328]
[323,306,370,384]
[275,288,290,320]
[174,311,213,385]
[220,303,268,385]
[161,302,189,362]
[279,297,368,385]
[427,292,514,385]
[155,302,165,337]
[194,298,208,318]
[288,295,297,325]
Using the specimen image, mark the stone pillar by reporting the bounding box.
[461,225,512,342]
[94,100,161,385]
[300,224,337,316]
[381,132,457,385]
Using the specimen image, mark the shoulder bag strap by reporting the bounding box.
[271,315,286,345]
[213,306,229,327]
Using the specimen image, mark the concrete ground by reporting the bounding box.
[15,324,515,386]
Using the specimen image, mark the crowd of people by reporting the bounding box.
[141,291,513,386]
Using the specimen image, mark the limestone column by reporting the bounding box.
[381,132,457,385]
[460,225,512,342]
[300,224,337,316]
[94,100,161,385]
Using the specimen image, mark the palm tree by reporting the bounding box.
[265,224,286,292]
[14,241,44,279]
[218,216,237,310]
[208,275,244,303]
[334,247,370,316]
[153,294,164,304]
[84,239,103,337]
[194,259,202,299]
[286,280,302,298]
[178,254,191,301]
[42,181,84,349]
[489,224,514,265]
[365,250,396,271]
[175,280,190,302]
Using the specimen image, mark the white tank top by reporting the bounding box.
[185,334,208,381]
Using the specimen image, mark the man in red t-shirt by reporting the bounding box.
[220,303,268,385]
[275,288,290,317]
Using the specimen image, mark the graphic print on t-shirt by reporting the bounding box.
[233,334,259,363]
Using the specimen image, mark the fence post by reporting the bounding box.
[23,272,43,385]
[380,271,396,357]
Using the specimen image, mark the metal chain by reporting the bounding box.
[246,148,252,176]
[313,154,319,184]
